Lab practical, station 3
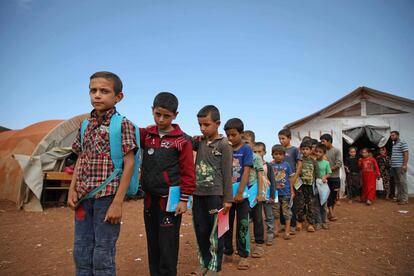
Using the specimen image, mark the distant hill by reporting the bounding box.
[0,126,11,132]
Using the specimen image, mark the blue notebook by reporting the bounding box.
[247,182,258,208]
[166,186,192,212]
[232,182,248,199]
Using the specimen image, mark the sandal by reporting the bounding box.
[251,245,264,258]
[237,258,250,270]
[190,267,207,276]
[283,233,291,240]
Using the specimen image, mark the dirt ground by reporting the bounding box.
[0,198,413,276]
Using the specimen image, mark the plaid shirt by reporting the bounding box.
[72,107,137,199]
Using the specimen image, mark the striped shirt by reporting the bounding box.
[391,139,408,168]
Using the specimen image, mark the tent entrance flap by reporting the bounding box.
[342,126,390,147]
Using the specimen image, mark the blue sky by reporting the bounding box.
[1,0,413,158]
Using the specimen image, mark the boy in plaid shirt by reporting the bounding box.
[68,71,137,275]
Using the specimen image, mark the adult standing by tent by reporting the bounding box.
[390,131,409,205]
[320,133,342,221]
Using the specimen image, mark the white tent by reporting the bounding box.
[284,87,414,195]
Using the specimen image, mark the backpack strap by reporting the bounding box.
[76,114,124,205]
[80,119,89,151]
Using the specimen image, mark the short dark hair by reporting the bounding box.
[224,118,244,133]
[302,136,312,143]
[255,142,266,152]
[278,128,291,138]
[272,144,285,154]
[90,71,123,95]
[300,140,312,149]
[315,142,327,153]
[153,92,179,113]
[310,139,318,146]
[197,105,220,121]
[391,130,400,136]
[349,146,358,152]
[320,133,333,143]
[243,130,255,143]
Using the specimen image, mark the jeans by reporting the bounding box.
[263,202,274,236]
[391,167,408,202]
[73,195,120,276]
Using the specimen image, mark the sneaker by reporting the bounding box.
[307,225,315,232]
[322,223,329,230]
[237,258,249,270]
[366,200,372,206]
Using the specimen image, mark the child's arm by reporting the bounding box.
[105,150,135,224]
[67,158,81,209]
[256,170,265,202]
[373,158,381,177]
[268,163,276,202]
[235,166,251,202]
[288,174,295,198]
[176,136,196,215]
[292,160,302,186]
[222,141,234,213]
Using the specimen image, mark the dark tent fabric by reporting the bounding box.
[343,126,388,147]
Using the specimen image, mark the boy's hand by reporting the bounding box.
[223,202,232,214]
[105,201,122,224]
[257,194,266,203]
[291,190,295,199]
[234,193,244,203]
[175,201,187,216]
[67,188,78,210]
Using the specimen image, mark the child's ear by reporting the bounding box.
[216,120,221,126]
[115,92,124,103]
[174,111,179,118]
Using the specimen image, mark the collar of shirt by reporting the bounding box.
[90,107,117,126]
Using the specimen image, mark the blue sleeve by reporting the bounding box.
[243,145,254,167]
[296,148,303,161]
[286,162,294,176]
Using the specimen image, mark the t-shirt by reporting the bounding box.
[317,159,332,178]
[300,157,320,185]
[271,161,294,196]
[326,147,342,178]
[193,136,233,202]
[248,153,264,186]
[232,144,254,183]
[284,146,301,172]
[391,139,409,168]
[345,157,359,173]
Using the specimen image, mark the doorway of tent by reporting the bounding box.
[342,126,392,198]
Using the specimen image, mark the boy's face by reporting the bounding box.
[89,77,123,117]
[253,145,265,158]
[241,134,254,149]
[315,148,325,160]
[198,115,219,139]
[349,148,357,157]
[321,139,332,148]
[225,128,242,148]
[152,107,177,130]
[278,135,290,147]
[301,146,312,157]
[272,151,284,163]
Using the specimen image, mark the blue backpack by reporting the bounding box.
[79,113,141,200]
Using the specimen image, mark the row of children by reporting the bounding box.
[67,71,344,276]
